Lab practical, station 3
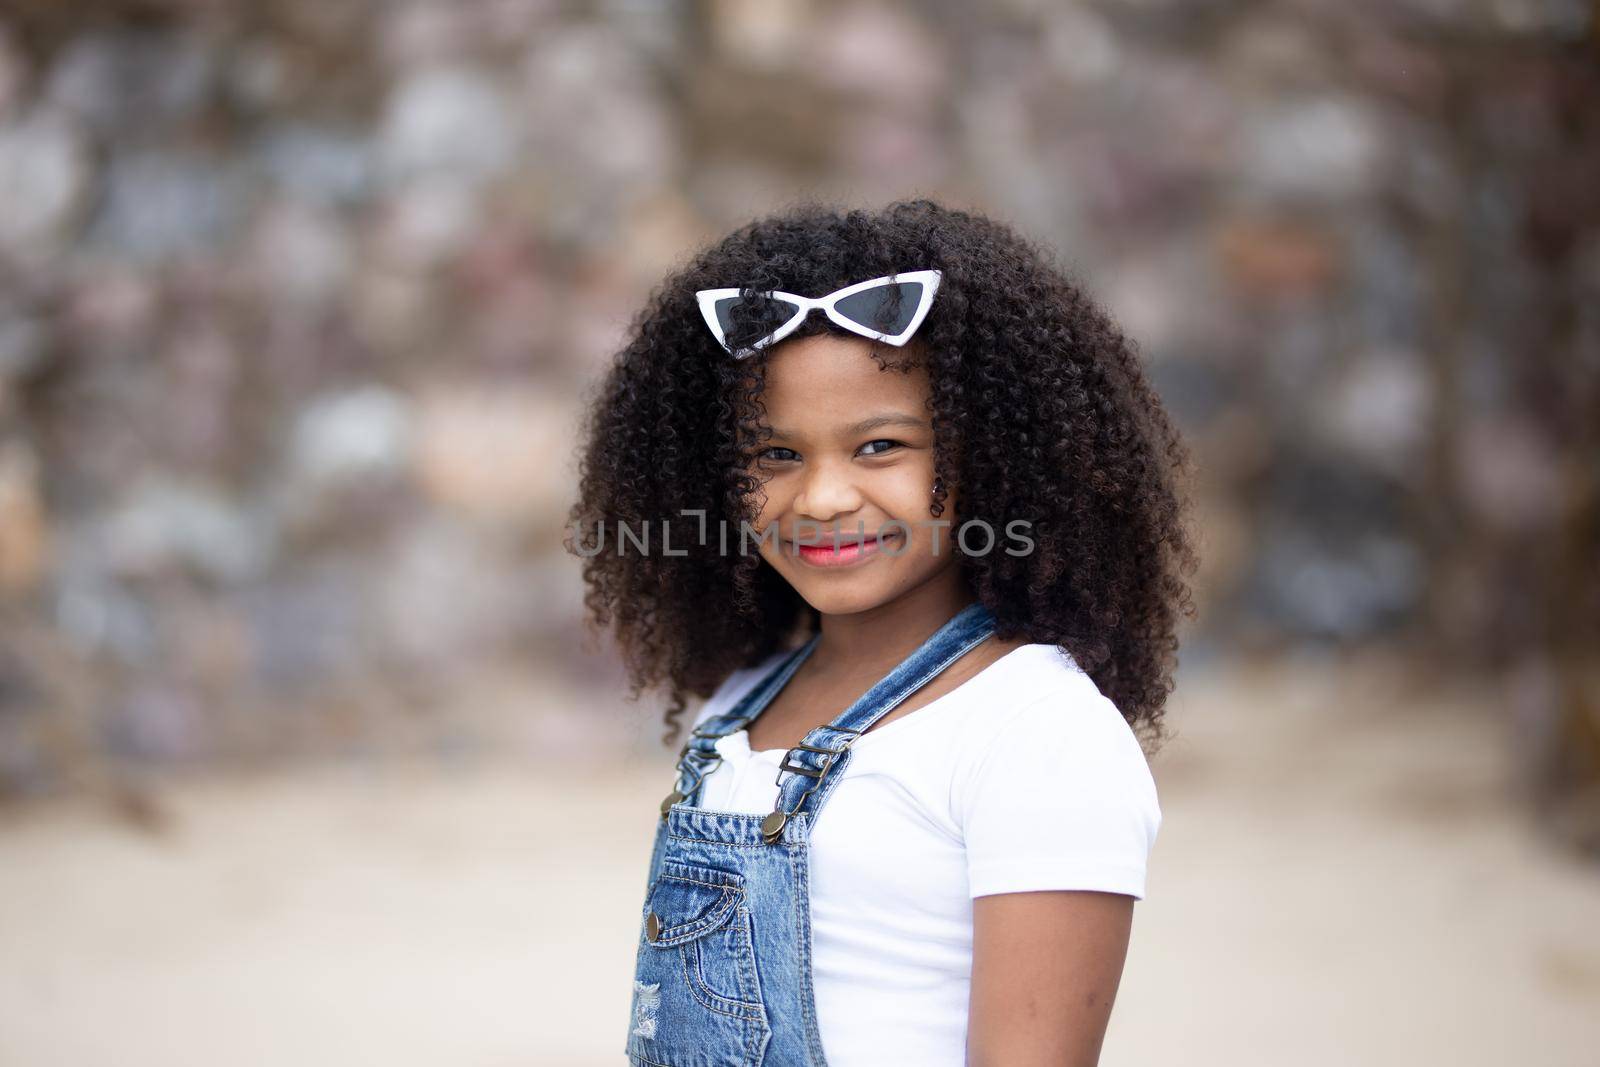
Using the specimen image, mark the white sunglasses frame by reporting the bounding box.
[695,269,943,359]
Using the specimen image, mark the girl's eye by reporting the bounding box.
[857,439,902,457]
[758,447,800,463]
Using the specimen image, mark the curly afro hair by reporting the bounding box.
[566,199,1197,749]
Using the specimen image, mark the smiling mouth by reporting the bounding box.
[787,531,903,568]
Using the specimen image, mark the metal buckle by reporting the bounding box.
[777,741,845,778]
[762,728,865,842]
[662,734,736,820]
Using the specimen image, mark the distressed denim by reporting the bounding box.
[625,601,997,1066]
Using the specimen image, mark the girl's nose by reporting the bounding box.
[793,460,864,524]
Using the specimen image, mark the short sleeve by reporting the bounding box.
[957,689,1161,900]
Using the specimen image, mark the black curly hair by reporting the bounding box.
[566,199,1197,748]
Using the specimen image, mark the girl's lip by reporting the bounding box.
[790,531,901,568]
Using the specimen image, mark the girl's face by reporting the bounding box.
[743,332,962,617]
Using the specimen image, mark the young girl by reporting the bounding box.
[567,199,1196,1066]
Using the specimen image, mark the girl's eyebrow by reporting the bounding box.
[847,413,928,435]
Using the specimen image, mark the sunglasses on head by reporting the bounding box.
[695,269,943,359]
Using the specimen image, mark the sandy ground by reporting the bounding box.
[2,656,1597,1066]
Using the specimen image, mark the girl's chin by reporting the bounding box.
[768,554,956,617]
[795,588,901,618]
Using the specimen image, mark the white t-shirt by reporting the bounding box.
[687,641,1162,1067]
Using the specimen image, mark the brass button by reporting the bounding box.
[760,811,787,842]
[645,912,661,941]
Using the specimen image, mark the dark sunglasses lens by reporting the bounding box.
[833,281,924,336]
[713,294,802,350]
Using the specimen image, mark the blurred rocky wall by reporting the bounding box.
[0,0,1595,826]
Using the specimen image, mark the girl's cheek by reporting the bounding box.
[753,482,782,518]
[900,477,943,518]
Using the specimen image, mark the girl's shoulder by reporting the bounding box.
[960,641,1098,707]
[921,643,1149,775]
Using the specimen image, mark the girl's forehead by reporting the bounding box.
[758,334,931,431]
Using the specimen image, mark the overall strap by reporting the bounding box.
[662,636,820,814]
[759,600,997,843]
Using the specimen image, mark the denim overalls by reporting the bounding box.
[625,601,997,1066]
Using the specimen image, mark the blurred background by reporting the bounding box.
[0,0,1597,1064]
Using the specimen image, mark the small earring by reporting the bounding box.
[932,479,943,496]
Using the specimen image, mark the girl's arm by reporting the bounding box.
[966,889,1135,1067]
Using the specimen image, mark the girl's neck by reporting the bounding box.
[807,569,977,679]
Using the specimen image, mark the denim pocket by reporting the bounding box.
[645,862,764,1015]
[628,861,770,1066]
